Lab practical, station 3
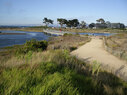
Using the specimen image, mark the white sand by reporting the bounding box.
[71,37,127,81]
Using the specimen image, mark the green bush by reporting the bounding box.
[63,33,73,36]
[16,39,48,54]
[70,46,77,51]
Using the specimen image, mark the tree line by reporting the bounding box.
[43,17,85,28]
[43,17,125,29]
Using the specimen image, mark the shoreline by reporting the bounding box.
[0,27,126,34]
[0,33,26,35]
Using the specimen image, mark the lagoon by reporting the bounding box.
[0,30,113,48]
[0,30,52,48]
[79,32,113,36]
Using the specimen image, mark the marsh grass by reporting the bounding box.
[105,33,127,61]
[0,35,127,94]
[92,60,101,76]
[0,50,127,95]
[52,28,127,33]
[0,26,49,32]
[48,35,90,51]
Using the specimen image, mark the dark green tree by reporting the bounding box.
[43,17,53,26]
[66,20,73,27]
[96,18,105,24]
[72,19,79,27]
[66,19,79,28]
[80,21,86,28]
[57,18,67,27]
[89,23,95,28]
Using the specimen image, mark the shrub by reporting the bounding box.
[63,33,72,36]
[85,34,89,36]
[70,46,77,51]
[16,39,48,55]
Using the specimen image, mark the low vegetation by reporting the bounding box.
[105,33,127,61]
[16,39,48,55]
[48,34,90,51]
[0,49,127,95]
[0,35,127,95]
[0,26,127,34]
[0,39,48,63]
[52,28,127,33]
[0,26,48,32]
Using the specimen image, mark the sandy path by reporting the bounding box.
[71,37,127,81]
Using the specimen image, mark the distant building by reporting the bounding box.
[110,23,121,28]
[89,23,125,29]
[110,23,125,29]
[95,23,107,29]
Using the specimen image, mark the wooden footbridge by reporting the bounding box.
[43,29,73,36]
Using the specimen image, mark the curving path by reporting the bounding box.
[71,37,127,81]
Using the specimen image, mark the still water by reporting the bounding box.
[0,30,113,48]
[0,30,52,48]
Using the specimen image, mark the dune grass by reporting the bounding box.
[0,49,127,95]
[105,33,127,61]
[0,36,127,95]
[48,35,90,51]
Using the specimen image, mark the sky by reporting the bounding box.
[0,0,127,25]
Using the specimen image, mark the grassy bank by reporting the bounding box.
[0,26,127,33]
[104,33,127,61]
[48,34,90,51]
[0,26,47,32]
[1,50,127,95]
[0,35,127,95]
[52,28,127,33]
[0,35,89,63]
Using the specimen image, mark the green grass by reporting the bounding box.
[0,62,98,95]
[1,38,127,95]
[0,39,48,64]
[0,50,127,95]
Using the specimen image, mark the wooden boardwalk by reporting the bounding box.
[43,29,72,36]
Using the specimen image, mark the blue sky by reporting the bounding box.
[0,0,127,25]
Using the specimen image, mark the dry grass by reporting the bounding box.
[0,35,90,65]
[52,28,127,33]
[0,31,127,94]
[105,33,127,61]
[1,27,127,33]
[106,33,127,50]
[48,35,91,51]
[1,50,127,95]
[0,27,44,32]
